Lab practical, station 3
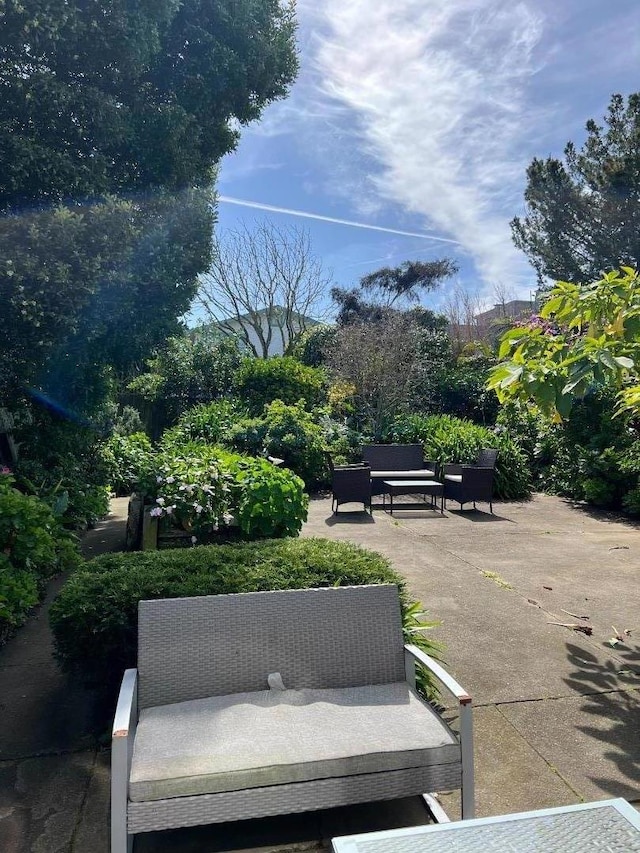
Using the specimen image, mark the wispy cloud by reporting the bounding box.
[307,0,546,292]
[218,196,460,243]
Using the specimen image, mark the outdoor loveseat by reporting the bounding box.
[111,585,474,851]
[361,444,438,495]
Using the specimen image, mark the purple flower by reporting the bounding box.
[149,507,163,517]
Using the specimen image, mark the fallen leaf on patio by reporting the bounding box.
[543,585,553,590]
[548,621,593,635]
[560,608,590,621]
[611,626,627,644]
[608,545,629,550]
[527,598,540,607]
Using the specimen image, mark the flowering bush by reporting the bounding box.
[103,432,154,496]
[139,444,308,540]
[141,445,234,536]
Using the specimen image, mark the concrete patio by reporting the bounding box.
[0,493,638,851]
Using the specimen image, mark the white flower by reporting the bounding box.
[156,476,163,484]
[191,535,198,544]
[166,476,175,483]
[223,512,233,524]
[156,497,165,506]
[165,506,173,515]
[149,507,163,517]
[194,503,204,514]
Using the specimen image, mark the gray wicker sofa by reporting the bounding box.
[111,585,474,851]
[362,444,438,495]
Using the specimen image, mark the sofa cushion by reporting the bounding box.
[370,469,436,479]
[129,682,459,803]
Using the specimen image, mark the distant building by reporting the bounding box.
[449,299,535,347]
[202,306,319,358]
[475,300,535,329]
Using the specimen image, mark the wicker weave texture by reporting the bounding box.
[137,584,405,709]
[344,808,640,853]
[127,763,462,833]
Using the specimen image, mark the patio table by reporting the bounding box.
[382,480,444,515]
[332,798,640,853]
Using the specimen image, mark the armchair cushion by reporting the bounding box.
[129,682,459,803]
[443,474,462,483]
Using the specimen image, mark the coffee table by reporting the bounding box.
[332,798,640,853]
[382,480,444,515]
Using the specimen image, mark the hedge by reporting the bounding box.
[50,538,413,698]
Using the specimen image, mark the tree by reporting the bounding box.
[332,259,458,325]
[327,314,425,439]
[197,222,332,358]
[0,190,213,409]
[0,0,298,211]
[127,332,242,435]
[487,268,640,420]
[512,94,640,285]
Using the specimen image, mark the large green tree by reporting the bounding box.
[0,0,297,210]
[0,0,298,407]
[512,93,640,285]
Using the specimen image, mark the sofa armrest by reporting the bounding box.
[112,668,138,844]
[404,644,474,818]
[442,463,462,476]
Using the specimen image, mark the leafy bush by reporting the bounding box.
[225,454,309,538]
[288,325,337,367]
[163,399,248,447]
[13,414,112,528]
[234,356,326,414]
[140,444,308,540]
[103,432,154,496]
[0,473,81,642]
[50,538,440,698]
[226,400,328,487]
[0,556,39,645]
[388,413,531,500]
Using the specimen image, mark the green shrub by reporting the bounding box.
[50,538,442,701]
[235,356,326,414]
[103,432,154,496]
[225,454,309,538]
[14,415,112,528]
[0,474,81,642]
[226,400,328,487]
[288,325,337,367]
[163,399,248,447]
[0,555,40,644]
[388,413,531,500]
[140,444,308,540]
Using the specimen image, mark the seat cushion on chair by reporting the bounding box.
[444,474,462,483]
[370,469,436,479]
[129,682,459,803]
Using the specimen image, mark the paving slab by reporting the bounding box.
[500,689,640,802]
[0,752,95,853]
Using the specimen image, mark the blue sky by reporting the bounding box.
[213,0,639,318]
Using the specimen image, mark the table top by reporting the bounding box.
[382,480,442,487]
[332,799,640,853]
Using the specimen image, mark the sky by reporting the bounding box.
[213,0,640,318]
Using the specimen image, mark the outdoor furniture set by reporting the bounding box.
[111,584,474,852]
[330,444,497,515]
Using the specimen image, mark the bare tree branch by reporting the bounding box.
[197,221,332,358]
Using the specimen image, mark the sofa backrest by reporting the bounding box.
[137,584,405,709]
[362,444,424,470]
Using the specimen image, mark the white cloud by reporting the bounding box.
[305,0,546,294]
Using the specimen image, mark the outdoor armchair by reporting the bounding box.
[443,465,495,513]
[111,585,474,852]
[331,464,372,514]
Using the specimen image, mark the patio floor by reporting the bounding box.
[0,493,638,851]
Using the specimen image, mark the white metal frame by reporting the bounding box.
[404,644,474,820]
[111,668,138,853]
